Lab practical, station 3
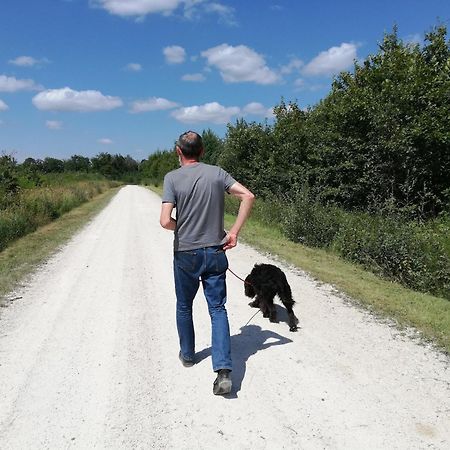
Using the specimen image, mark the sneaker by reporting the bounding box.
[179,351,194,367]
[213,369,232,395]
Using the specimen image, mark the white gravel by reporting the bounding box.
[0,185,449,449]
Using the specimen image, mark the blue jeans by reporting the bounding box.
[174,246,232,372]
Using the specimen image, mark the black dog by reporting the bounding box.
[244,263,299,332]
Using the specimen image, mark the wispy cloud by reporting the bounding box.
[98,138,114,144]
[280,57,303,75]
[32,87,123,112]
[201,44,280,85]
[46,120,63,130]
[8,56,49,67]
[181,73,206,82]
[163,45,186,64]
[0,75,43,92]
[124,62,142,72]
[193,2,236,26]
[91,0,236,24]
[0,99,9,111]
[404,33,422,45]
[90,0,182,17]
[171,101,240,124]
[302,43,358,76]
[130,96,179,113]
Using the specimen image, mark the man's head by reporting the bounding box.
[176,131,203,160]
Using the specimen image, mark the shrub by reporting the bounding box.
[333,213,450,298]
[282,193,344,248]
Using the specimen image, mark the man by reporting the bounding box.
[160,130,255,395]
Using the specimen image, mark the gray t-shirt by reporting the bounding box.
[162,162,236,251]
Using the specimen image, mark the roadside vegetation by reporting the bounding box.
[0,187,120,304]
[0,155,122,252]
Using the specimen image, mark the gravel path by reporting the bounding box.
[0,185,449,449]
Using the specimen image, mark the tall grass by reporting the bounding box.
[0,180,119,251]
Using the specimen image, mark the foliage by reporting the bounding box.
[201,129,224,165]
[139,149,178,186]
[0,154,20,209]
[306,25,450,216]
[333,212,450,298]
[0,180,118,252]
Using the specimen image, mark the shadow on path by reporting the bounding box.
[195,324,293,398]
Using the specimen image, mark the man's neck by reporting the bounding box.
[181,158,199,166]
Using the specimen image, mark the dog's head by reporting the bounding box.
[244,275,255,298]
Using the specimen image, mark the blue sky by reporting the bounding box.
[0,0,449,162]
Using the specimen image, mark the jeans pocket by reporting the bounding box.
[175,251,198,271]
[213,249,228,273]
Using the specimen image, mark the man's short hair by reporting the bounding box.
[177,131,203,159]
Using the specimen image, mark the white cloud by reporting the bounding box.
[90,0,181,17]
[171,102,240,124]
[163,45,186,64]
[46,120,63,130]
[242,102,273,117]
[201,44,280,84]
[0,75,42,92]
[32,87,123,112]
[200,2,236,25]
[0,99,9,111]
[8,56,48,67]
[302,43,358,76]
[125,62,142,71]
[130,96,179,113]
[92,0,236,24]
[181,73,206,82]
[98,138,114,144]
[280,57,303,75]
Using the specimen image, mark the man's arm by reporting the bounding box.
[160,202,176,231]
[223,182,255,250]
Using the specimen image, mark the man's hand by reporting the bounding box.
[223,232,237,251]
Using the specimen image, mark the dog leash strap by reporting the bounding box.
[227,267,252,285]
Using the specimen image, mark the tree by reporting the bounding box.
[201,129,224,165]
[65,155,91,172]
[42,157,64,173]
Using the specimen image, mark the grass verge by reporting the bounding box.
[149,184,450,353]
[0,187,121,304]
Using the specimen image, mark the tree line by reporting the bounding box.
[143,26,450,220]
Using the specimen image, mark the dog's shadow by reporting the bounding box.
[195,324,293,398]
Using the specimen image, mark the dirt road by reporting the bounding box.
[0,185,448,449]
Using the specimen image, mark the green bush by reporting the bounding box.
[282,193,344,248]
[333,213,450,298]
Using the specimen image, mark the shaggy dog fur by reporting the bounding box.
[244,263,299,332]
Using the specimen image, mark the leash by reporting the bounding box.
[227,267,252,286]
[227,267,261,326]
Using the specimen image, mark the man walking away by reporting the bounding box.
[160,131,255,395]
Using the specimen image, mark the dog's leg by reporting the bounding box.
[280,296,299,331]
[248,296,260,308]
[259,297,270,318]
[267,297,278,323]
[287,311,299,331]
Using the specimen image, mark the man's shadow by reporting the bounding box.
[195,323,293,398]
